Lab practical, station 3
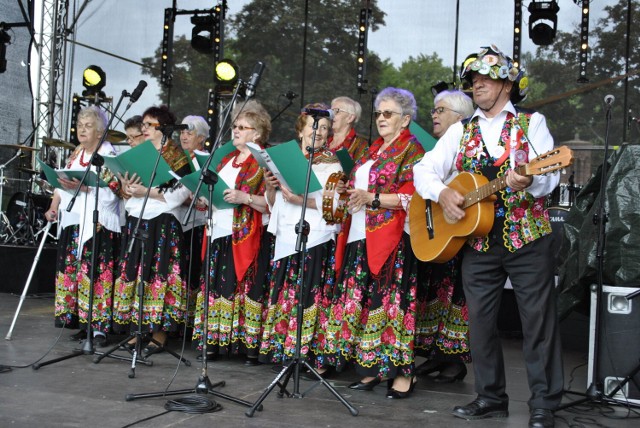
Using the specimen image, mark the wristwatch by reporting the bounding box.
[371,192,380,209]
[247,194,254,205]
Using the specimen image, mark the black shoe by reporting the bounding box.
[93,334,108,348]
[142,342,165,357]
[244,357,262,366]
[196,352,217,362]
[432,363,467,383]
[301,367,333,381]
[415,359,445,376]
[386,377,417,399]
[69,330,87,341]
[452,398,509,420]
[529,408,554,428]
[348,378,381,391]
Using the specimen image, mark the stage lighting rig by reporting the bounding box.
[191,13,216,53]
[214,58,239,95]
[430,81,449,97]
[528,1,560,46]
[0,27,10,73]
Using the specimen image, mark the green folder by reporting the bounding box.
[37,159,107,188]
[102,140,174,187]
[335,148,355,176]
[172,170,236,210]
[192,141,235,172]
[410,121,438,152]
[246,140,321,194]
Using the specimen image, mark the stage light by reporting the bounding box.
[430,82,449,97]
[528,1,560,46]
[82,65,106,98]
[161,8,175,87]
[191,14,216,53]
[577,3,590,83]
[513,0,523,67]
[214,59,238,84]
[356,8,371,93]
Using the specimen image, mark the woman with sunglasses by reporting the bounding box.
[414,89,475,383]
[259,103,342,372]
[328,96,368,162]
[112,105,192,356]
[192,101,271,365]
[322,88,425,398]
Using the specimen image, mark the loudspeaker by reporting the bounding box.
[588,285,640,405]
[0,244,56,294]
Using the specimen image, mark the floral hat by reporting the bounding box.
[460,44,529,104]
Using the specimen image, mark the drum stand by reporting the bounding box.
[0,152,25,244]
[245,114,358,417]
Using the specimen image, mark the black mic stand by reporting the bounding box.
[33,90,128,369]
[94,130,190,377]
[124,80,256,409]
[558,100,640,410]
[245,114,358,417]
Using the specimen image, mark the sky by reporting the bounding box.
[51,0,619,134]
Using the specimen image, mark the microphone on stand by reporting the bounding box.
[604,94,615,106]
[245,61,265,98]
[302,107,334,120]
[282,91,298,100]
[155,123,194,133]
[126,80,147,109]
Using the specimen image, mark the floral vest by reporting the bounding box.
[456,110,552,252]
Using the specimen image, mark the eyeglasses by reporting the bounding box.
[141,122,160,129]
[232,125,255,131]
[373,110,402,119]
[333,108,353,115]
[430,106,460,116]
[76,122,95,130]
[126,133,143,142]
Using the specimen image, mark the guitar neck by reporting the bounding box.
[462,164,526,209]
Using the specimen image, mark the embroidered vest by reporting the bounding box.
[456,110,552,252]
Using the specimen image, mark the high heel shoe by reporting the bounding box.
[348,377,381,391]
[432,363,467,383]
[414,359,446,376]
[386,377,417,399]
[301,367,333,381]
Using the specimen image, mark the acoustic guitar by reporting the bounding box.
[409,145,574,263]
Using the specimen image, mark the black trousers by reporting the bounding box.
[461,235,564,410]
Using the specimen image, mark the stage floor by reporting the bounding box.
[1,292,638,428]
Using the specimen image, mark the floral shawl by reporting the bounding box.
[217,148,266,280]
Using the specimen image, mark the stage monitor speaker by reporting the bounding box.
[588,285,640,405]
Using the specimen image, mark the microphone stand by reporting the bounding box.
[33,89,128,369]
[94,130,190,377]
[125,80,255,409]
[245,114,358,417]
[557,100,640,410]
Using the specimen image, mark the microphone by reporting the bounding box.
[245,61,265,98]
[282,91,298,100]
[155,123,194,133]
[302,107,334,120]
[604,94,615,106]
[126,80,147,109]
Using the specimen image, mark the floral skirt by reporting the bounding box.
[112,213,188,334]
[259,240,336,365]
[320,233,418,379]
[192,232,273,357]
[54,224,120,333]
[415,254,471,363]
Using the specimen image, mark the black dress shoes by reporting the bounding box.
[301,367,333,381]
[244,357,262,366]
[196,352,217,362]
[432,363,467,383]
[386,377,417,399]
[452,398,509,420]
[529,408,554,428]
[348,378,381,391]
[415,360,445,376]
[69,330,87,341]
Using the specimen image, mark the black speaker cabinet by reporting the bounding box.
[588,285,640,405]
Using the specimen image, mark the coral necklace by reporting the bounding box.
[79,148,91,167]
[232,154,246,168]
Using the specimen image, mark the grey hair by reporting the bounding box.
[77,105,108,134]
[374,87,417,120]
[331,96,362,122]
[181,115,210,138]
[434,90,475,118]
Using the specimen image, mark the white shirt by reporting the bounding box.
[413,101,559,202]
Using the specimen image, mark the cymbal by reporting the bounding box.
[19,167,38,175]
[0,144,40,152]
[106,129,126,143]
[42,137,75,149]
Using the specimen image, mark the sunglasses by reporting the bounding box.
[373,110,402,119]
[233,125,255,131]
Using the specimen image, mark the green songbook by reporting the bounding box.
[192,141,235,172]
[335,148,355,176]
[410,121,438,152]
[171,170,237,210]
[102,140,174,187]
[37,159,107,188]
[246,140,321,194]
